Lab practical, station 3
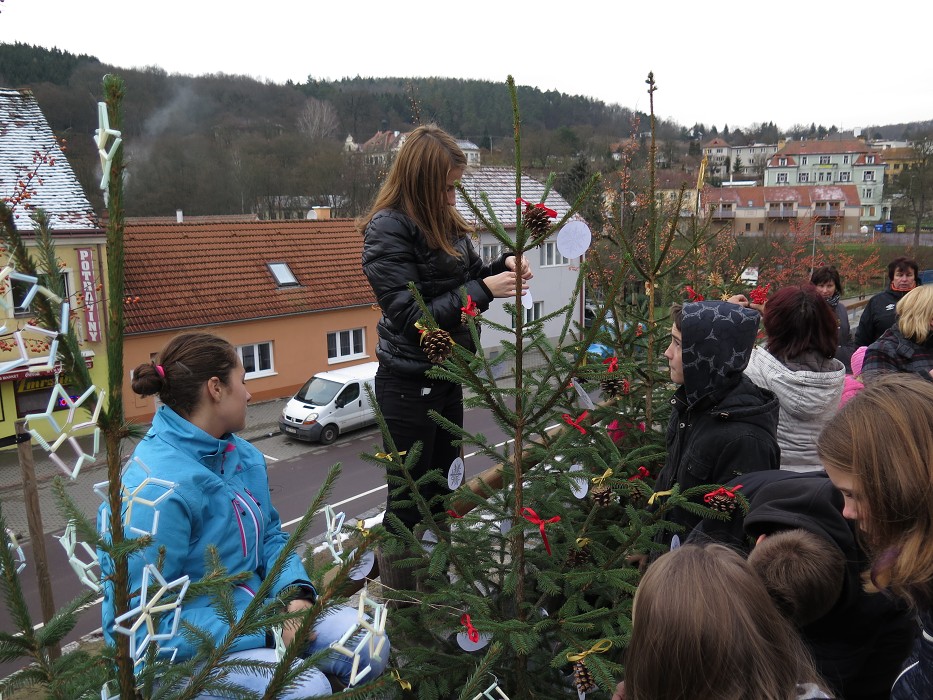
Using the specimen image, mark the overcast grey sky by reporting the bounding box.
[3,0,930,132]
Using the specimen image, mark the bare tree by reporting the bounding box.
[296,96,340,141]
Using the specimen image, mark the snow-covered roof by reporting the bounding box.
[456,166,573,228]
[0,88,99,233]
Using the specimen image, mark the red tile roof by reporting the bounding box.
[702,184,860,207]
[775,139,870,156]
[123,218,374,334]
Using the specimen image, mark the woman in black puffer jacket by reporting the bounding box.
[360,124,530,590]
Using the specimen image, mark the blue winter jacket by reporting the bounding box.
[98,406,314,661]
[891,609,933,700]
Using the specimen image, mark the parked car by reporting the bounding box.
[279,361,378,444]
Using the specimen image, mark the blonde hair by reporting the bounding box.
[817,373,933,605]
[625,543,823,700]
[359,123,472,256]
[896,284,933,343]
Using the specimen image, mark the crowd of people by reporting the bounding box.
[96,121,932,698]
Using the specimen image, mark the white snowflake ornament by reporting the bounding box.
[111,563,189,663]
[57,521,101,592]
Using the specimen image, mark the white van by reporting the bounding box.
[278,361,379,444]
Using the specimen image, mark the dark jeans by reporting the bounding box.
[374,367,463,533]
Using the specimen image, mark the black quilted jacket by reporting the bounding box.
[362,208,508,378]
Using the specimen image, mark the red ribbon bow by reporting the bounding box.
[685,285,705,301]
[446,509,463,519]
[461,295,478,317]
[563,410,589,434]
[749,283,771,306]
[628,466,651,481]
[515,197,558,218]
[460,613,479,643]
[521,507,561,555]
[603,356,618,373]
[704,484,743,503]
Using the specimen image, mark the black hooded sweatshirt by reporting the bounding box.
[651,301,780,553]
[691,471,915,700]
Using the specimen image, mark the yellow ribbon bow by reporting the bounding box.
[575,537,591,548]
[648,489,673,505]
[591,468,613,486]
[375,450,407,461]
[355,520,370,538]
[567,639,613,662]
[391,669,412,691]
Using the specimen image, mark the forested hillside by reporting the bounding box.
[0,42,927,219]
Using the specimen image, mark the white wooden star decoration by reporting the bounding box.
[471,680,511,700]
[100,680,119,700]
[93,457,177,537]
[112,563,190,663]
[95,101,123,192]
[24,384,103,479]
[57,521,101,592]
[323,505,346,564]
[3,528,26,575]
[272,625,286,662]
[328,587,388,686]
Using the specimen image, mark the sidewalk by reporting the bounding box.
[0,398,289,541]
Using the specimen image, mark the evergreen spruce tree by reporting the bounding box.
[356,74,731,700]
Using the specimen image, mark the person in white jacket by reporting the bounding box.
[738,285,845,472]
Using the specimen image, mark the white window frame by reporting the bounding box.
[11,270,71,318]
[238,341,275,379]
[839,172,851,182]
[798,173,809,183]
[481,244,504,264]
[864,188,873,199]
[843,155,850,164]
[268,262,299,287]
[863,171,875,182]
[540,241,569,267]
[327,328,366,364]
[776,173,788,183]
[511,301,544,327]
[801,156,808,165]
[819,156,831,165]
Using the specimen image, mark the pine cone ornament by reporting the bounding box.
[706,493,738,513]
[703,485,743,513]
[573,660,597,694]
[590,484,614,507]
[565,543,591,568]
[420,328,454,364]
[523,204,552,246]
[600,376,629,398]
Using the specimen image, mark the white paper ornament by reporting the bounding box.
[457,629,492,652]
[347,548,376,580]
[670,534,682,550]
[557,220,592,259]
[570,378,595,410]
[521,287,534,310]
[421,529,438,554]
[568,464,589,499]
[323,505,346,564]
[448,456,465,489]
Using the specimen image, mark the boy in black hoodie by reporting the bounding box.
[691,470,915,700]
[650,301,780,555]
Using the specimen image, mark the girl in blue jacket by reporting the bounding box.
[98,332,387,696]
